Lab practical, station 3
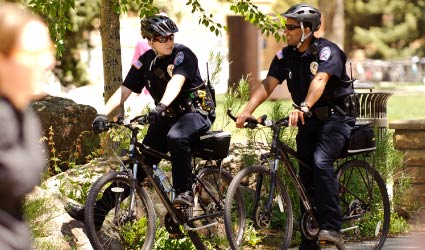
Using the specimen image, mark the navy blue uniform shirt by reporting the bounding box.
[267,38,353,107]
[123,43,203,110]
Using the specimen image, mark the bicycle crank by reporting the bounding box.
[164,213,184,239]
[301,212,319,240]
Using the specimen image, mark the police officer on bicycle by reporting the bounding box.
[66,15,215,222]
[235,4,356,250]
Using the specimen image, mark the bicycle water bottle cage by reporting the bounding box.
[192,130,231,160]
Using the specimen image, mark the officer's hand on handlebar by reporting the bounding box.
[289,109,305,127]
[289,103,312,127]
[92,114,108,134]
[235,111,254,128]
[148,103,167,125]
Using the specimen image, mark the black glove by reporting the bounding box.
[92,114,108,134]
[149,103,167,125]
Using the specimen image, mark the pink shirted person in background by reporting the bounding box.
[131,39,151,97]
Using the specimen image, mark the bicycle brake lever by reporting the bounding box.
[258,115,273,126]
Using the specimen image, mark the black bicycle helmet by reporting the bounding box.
[281,4,321,32]
[140,15,178,39]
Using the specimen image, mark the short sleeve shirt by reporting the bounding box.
[267,38,353,106]
[123,43,203,109]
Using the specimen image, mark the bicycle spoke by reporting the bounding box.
[85,172,156,250]
[225,166,293,250]
[337,160,390,250]
[190,167,244,249]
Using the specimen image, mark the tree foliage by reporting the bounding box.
[26,0,286,55]
[22,0,425,88]
[23,0,286,87]
[345,0,425,59]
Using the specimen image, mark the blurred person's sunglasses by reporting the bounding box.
[154,35,174,43]
[285,24,301,31]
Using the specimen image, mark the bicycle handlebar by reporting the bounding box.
[102,114,150,131]
[226,109,288,129]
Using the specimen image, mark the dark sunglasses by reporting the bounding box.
[285,24,301,31]
[154,35,174,43]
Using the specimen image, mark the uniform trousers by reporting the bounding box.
[296,114,355,247]
[143,111,212,193]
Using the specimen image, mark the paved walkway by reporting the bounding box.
[289,232,425,250]
[382,232,425,250]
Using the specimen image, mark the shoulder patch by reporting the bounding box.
[319,46,331,61]
[276,50,283,60]
[133,60,143,70]
[174,51,185,65]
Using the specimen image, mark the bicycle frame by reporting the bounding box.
[260,119,319,226]
[116,118,226,232]
[225,109,389,250]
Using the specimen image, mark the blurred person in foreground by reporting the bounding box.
[235,4,356,250]
[0,3,55,250]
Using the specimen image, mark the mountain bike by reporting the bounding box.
[224,109,390,250]
[84,114,244,250]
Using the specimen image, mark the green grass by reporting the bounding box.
[387,93,425,122]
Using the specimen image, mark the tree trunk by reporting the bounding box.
[100,0,123,117]
[100,0,123,156]
[319,0,345,50]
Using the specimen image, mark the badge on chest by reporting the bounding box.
[310,61,318,75]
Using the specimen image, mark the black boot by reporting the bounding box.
[173,191,194,207]
[65,202,85,222]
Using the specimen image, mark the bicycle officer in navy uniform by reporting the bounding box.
[235,4,356,250]
[66,14,215,224]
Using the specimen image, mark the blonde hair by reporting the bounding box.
[0,3,44,57]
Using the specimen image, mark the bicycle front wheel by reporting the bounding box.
[337,159,390,250]
[188,166,244,249]
[85,171,156,250]
[224,165,293,250]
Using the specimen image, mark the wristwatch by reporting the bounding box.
[300,102,310,112]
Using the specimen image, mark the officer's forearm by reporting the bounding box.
[102,86,132,114]
[304,72,329,107]
[160,75,185,106]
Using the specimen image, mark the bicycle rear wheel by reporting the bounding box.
[337,159,390,250]
[224,165,293,250]
[188,166,244,249]
[85,171,156,250]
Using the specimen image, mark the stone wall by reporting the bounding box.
[390,119,425,206]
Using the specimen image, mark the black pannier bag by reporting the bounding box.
[346,122,376,154]
[192,131,231,160]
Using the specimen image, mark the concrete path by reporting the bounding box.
[289,232,425,250]
[382,232,425,250]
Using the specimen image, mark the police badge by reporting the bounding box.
[310,61,318,75]
[167,64,174,77]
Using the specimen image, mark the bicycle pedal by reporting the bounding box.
[318,239,343,246]
[318,240,328,245]
[174,204,189,210]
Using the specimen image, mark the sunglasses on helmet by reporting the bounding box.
[154,34,174,43]
[285,24,302,31]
